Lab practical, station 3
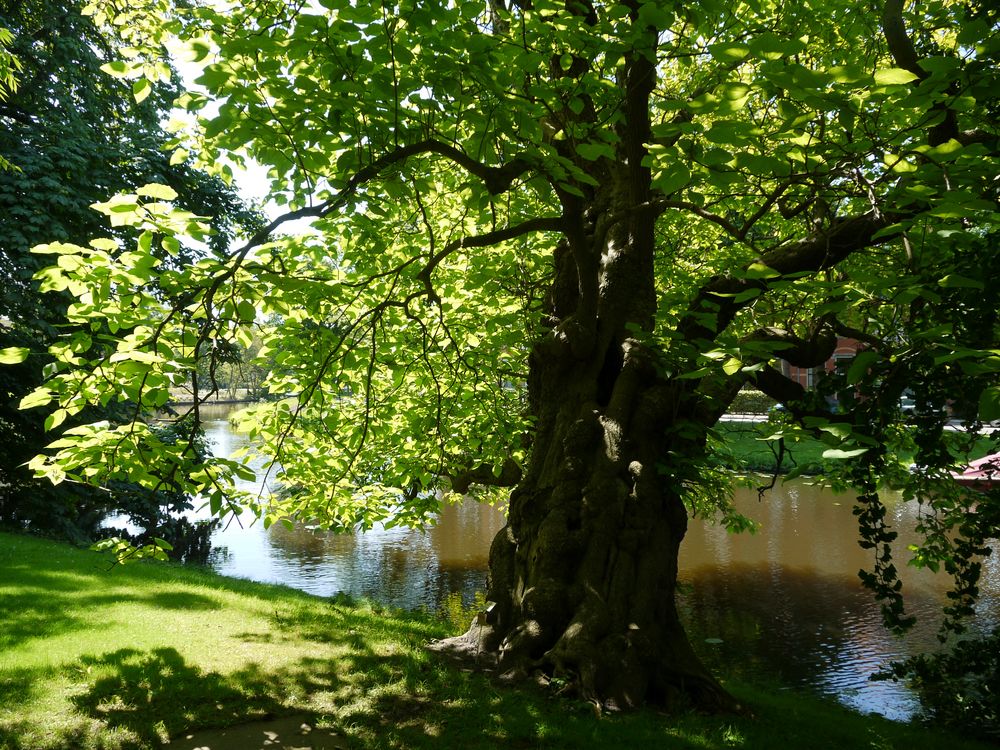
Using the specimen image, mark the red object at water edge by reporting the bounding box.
[952,453,1000,491]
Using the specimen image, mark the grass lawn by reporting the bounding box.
[0,531,994,749]
[713,421,832,474]
[713,420,997,475]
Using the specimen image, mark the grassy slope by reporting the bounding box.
[0,532,993,750]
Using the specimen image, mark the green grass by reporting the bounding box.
[714,421,831,474]
[0,531,994,750]
[713,421,997,475]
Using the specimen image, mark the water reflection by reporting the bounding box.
[679,482,999,720]
[212,502,504,611]
[196,405,998,720]
[197,403,505,609]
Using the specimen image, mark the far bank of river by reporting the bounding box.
[192,403,998,723]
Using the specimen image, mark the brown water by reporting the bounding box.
[197,405,999,721]
[679,482,999,719]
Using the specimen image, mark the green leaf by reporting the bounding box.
[575,142,614,162]
[874,68,920,85]
[871,223,902,240]
[884,154,917,173]
[44,409,68,432]
[708,43,750,62]
[19,388,53,410]
[817,423,853,439]
[722,357,742,375]
[0,346,29,364]
[845,350,880,385]
[652,163,690,195]
[136,183,178,200]
[237,300,256,322]
[100,60,133,79]
[710,287,761,303]
[822,447,869,459]
[132,78,152,104]
[749,33,806,60]
[938,274,984,290]
[162,236,180,256]
[744,263,780,280]
[979,386,1000,423]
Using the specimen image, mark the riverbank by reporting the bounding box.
[0,531,992,750]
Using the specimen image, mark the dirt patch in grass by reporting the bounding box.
[168,715,348,749]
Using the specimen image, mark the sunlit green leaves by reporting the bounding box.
[708,42,749,63]
[15,0,999,556]
[136,183,178,200]
[874,68,921,86]
[131,78,151,103]
[822,447,869,460]
[0,347,29,364]
[748,32,806,61]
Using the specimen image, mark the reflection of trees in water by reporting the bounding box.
[426,499,506,568]
[679,481,999,720]
[260,499,505,611]
[677,563,970,719]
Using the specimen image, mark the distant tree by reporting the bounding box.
[11,0,999,711]
[0,0,260,543]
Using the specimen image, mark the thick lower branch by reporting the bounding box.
[448,459,522,494]
[680,211,897,343]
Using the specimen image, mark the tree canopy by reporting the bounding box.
[6,0,999,711]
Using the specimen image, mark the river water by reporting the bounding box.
[194,404,998,721]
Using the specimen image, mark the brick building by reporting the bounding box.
[778,337,860,389]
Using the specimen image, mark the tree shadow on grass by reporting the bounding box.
[62,627,714,750]
[0,589,120,651]
[0,666,48,706]
[255,604,716,750]
[57,630,937,750]
[70,647,287,746]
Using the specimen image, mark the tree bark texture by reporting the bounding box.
[504,358,735,709]
[440,324,735,710]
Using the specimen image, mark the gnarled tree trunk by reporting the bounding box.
[442,326,735,711]
[436,26,739,710]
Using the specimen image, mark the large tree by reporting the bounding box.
[10,0,999,710]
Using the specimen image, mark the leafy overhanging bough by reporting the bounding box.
[7,0,999,713]
[0,0,262,549]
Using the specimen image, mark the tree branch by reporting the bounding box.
[680,210,897,343]
[639,199,743,238]
[881,0,923,79]
[751,364,806,407]
[417,215,564,291]
[748,325,837,369]
[448,458,523,493]
[881,0,964,147]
